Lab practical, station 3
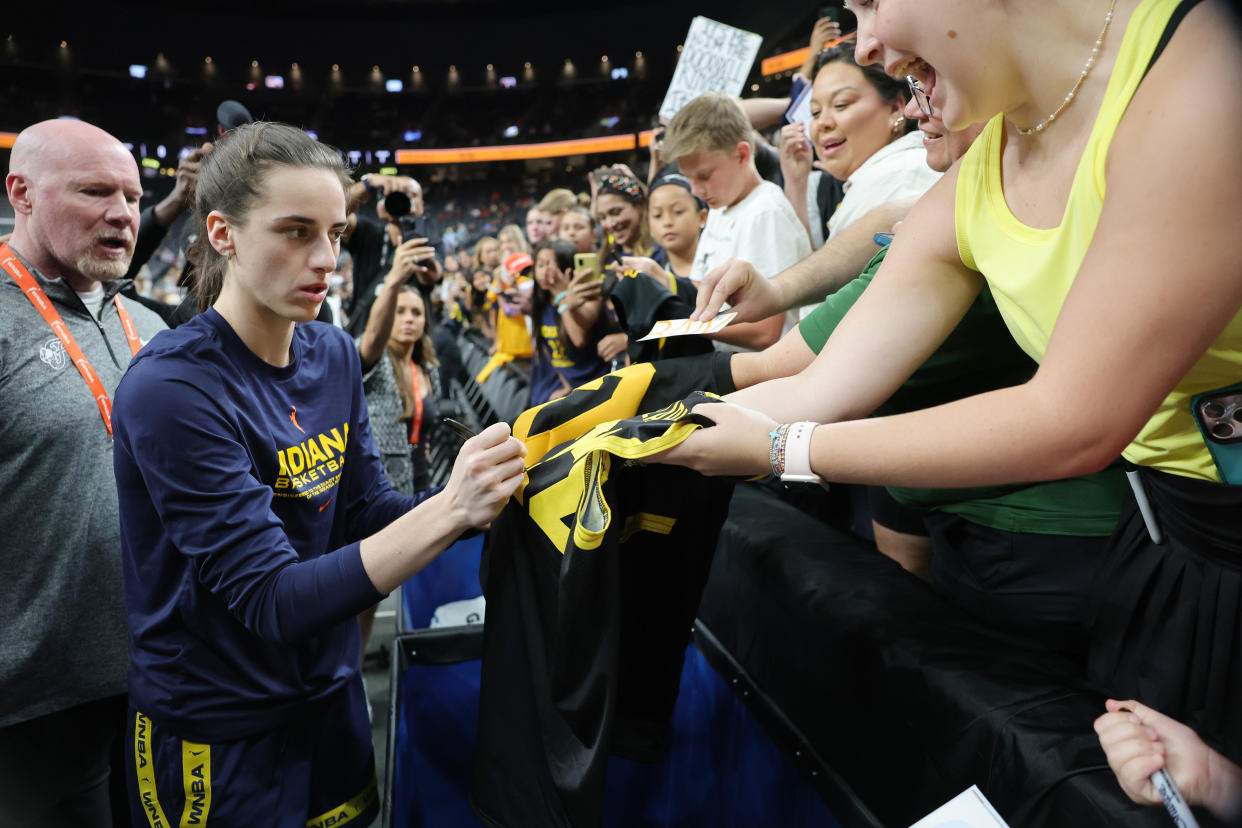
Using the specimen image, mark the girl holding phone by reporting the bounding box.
[528,238,610,405]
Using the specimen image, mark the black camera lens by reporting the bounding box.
[384,191,411,218]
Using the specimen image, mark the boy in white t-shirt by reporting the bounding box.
[661,92,812,350]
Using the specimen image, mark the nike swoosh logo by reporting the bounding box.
[189,750,204,757]
[319,497,334,513]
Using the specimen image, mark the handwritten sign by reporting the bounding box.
[659,17,764,121]
[638,312,737,341]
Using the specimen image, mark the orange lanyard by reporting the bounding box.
[1,243,143,435]
[408,359,424,446]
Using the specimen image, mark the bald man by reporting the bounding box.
[0,119,165,827]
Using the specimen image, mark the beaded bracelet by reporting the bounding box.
[768,423,792,478]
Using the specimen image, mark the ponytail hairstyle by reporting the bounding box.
[190,122,353,311]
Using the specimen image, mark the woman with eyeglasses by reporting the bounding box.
[781,46,941,251]
[661,0,1242,785]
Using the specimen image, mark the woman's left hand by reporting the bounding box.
[563,267,603,310]
[648,401,776,477]
[779,122,814,185]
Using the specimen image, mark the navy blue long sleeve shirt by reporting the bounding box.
[113,309,433,741]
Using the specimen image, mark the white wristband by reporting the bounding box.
[780,421,821,484]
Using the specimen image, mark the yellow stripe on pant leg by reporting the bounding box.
[305,773,378,828]
[133,712,171,828]
[179,740,211,827]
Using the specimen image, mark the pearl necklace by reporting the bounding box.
[1016,0,1118,136]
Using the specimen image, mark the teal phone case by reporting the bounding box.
[1191,383,1242,485]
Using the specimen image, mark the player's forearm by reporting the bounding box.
[359,491,469,595]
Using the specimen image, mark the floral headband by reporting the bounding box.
[596,171,646,204]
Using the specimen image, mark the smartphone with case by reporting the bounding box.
[1191,383,1242,484]
[574,252,602,281]
[819,5,839,22]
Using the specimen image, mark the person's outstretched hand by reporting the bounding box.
[1094,699,1242,820]
[691,258,781,323]
[647,400,775,478]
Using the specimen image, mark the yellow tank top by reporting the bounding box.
[955,0,1242,482]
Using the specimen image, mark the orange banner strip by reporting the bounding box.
[0,132,16,149]
[396,130,659,165]
[761,32,856,77]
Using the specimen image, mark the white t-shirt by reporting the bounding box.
[690,179,813,348]
[796,132,942,319]
[804,171,829,250]
[826,130,942,238]
[691,179,812,283]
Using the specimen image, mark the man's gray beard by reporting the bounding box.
[76,251,130,283]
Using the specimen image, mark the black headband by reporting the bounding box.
[650,173,707,211]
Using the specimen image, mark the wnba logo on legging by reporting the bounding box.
[133,713,170,828]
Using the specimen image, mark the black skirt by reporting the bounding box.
[1087,464,1242,763]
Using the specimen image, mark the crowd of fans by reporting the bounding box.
[4,2,1242,826]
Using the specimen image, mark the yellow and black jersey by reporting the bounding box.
[606,267,715,364]
[472,376,735,828]
[513,353,734,468]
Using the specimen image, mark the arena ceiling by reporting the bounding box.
[12,0,829,78]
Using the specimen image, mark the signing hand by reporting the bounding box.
[442,422,527,529]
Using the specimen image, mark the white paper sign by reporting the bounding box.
[638,312,738,341]
[908,786,1010,828]
[785,81,815,142]
[659,17,764,121]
